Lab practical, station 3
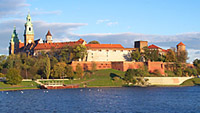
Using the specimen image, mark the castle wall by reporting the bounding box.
[71,61,112,71]
[71,61,165,75]
[86,49,132,61]
[148,61,165,75]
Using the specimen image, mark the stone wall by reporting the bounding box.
[144,77,193,85]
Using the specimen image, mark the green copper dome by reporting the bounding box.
[11,26,19,43]
[24,12,34,35]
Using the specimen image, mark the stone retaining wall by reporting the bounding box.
[144,77,193,85]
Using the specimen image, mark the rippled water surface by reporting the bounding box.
[1,87,200,113]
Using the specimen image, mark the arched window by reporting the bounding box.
[29,27,31,31]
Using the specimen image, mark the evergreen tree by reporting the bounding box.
[76,63,83,78]
[44,55,51,79]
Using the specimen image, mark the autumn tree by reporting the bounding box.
[166,49,176,62]
[177,50,188,63]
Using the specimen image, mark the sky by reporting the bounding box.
[1,0,200,63]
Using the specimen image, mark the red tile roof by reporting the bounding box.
[19,42,24,49]
[162,49,168,52]
[148,44,161,49]
[177,42,185,46]
[34,39,84,50]
[85,44,124,49]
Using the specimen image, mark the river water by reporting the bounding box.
[0,87,200,113]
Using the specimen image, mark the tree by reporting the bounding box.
[131,49,141,62]
[150,50,159,61]
[65,65,74,79]
[124,69,134,83]
[177,50,188,63]
[6,68,22,85]
[52,62,66,78]
[91,61,97,73]
[72,44,87,61]
[76,63,83,78]
[88,40,100,44]
[44,55,51,79]
[166,49,176,62]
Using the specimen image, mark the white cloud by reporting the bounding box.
[96,19,110,24]
[107,22,118,26]
[0,0,30,18]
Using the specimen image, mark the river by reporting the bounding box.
[0,87,200,113]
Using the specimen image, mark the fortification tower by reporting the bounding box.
[134,41,148,52]
[9,26,19,55]
[177,42,186,53]
[24,12,34,46]
[46,30,53,43]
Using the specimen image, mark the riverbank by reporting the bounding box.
[0,81,39,91]
[0,69,198,91]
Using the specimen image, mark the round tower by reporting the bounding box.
[177,42,186,52]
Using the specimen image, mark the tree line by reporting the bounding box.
[0,44,91,85]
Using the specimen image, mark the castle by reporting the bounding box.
[9,13,187,75]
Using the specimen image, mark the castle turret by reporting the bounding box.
[46,30,53,43]
[177,42,186,53]
[24,12,34,46]
[9,26,19,55]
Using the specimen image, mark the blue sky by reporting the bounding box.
[27,0,200,35]
[1,0,200,63]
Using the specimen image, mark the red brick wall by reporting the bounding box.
[111,62,124,71]
[147,61,165,75]
[71,61,111,71]
[123,62,145,71]
[71,61,165,75]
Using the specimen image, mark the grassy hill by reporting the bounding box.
[41,69,126,87]
[181,78,200,86]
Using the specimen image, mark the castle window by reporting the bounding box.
[29,27,31,31]
[113,50,116,52]
[106,50,109,52]
[121,50,123,52]
[29,19,30,21]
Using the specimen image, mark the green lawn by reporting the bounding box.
[181,78,200,86]
[0,81,39,91]
[40,69,126,87]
